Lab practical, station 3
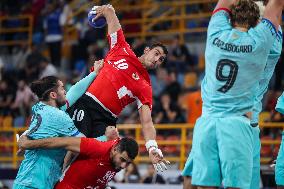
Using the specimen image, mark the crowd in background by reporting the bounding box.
[0,0,284,179]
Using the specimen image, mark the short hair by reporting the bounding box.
[116,137,138,160]
[230,0,260,29]
[149,42,168,55]
[30,76,60,101]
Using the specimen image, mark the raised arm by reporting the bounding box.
[214,0,237,12]
[18,135,81,153]
[263,0,284,31]
[60,59,104,111]
[93,4,121,35]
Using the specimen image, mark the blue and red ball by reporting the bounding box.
[88,7,107,28]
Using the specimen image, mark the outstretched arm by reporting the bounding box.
[93,4,121,35]
[138,105,170,172]
[60,59,104,111]
[18,135,81,153]
[263,0,284,30]
[138,105,156,142]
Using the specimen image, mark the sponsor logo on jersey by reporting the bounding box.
[132,72,139,80]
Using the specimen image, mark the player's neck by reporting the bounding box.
[234,24,248,32]
[42,100,57,108]
[235,27,248,32]
[138,56,146,68]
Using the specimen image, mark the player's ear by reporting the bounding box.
[144,47,150,54]
[49,91,57,99]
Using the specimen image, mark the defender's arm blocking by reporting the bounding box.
[18,135,81,153]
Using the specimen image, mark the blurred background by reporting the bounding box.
[0,0,283,188]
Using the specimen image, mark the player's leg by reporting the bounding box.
[90,121,112,138]
[191,116,221,188]
[66,97,93,137]
[88,103,118,138]
[250,126,261,189]
[276,132,284,188]
[217,116,254,189]
[182,151,197,189]
[184,177,198,189]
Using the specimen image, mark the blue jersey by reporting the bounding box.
[201,9,277,117]
[251,28,283,123]
[276,93,284,115]
[14,102,80,189]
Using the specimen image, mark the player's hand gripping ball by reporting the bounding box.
[88,6,107,28]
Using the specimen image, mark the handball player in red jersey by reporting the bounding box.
[18,126,138,189]
[67,4,169,171]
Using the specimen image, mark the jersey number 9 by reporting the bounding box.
[216,59,239,93]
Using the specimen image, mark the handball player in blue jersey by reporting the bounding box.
[182,1,283,188]
[185,0,284,188]
[250,2,282,188]
[275,93,284,188]
[13,60,103,189]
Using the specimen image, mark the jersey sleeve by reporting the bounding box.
[269,26,283,58]
[207,9,232,37]
[79,138,108,158]
[136,85,153,110]
[107,28,128,50]
[276,93,284,115]
[249,19,277,51]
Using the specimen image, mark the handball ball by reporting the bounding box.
[88,7,106,28]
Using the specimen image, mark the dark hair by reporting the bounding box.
[30,76,60,101]
[230,0,260,29]
[116,137,138,160]
[150,42,168,55]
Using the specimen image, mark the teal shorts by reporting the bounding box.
[250,126,261,189]
[182,151,193,177]
[182,124,260,188]
[276,132,284,186]
[191,116,254,188]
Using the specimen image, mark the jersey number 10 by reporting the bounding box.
[216,59,239,93]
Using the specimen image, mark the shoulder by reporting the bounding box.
[82,138,115,154]
[249,19,277,40]
[48,108,72,123]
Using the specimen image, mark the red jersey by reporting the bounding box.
[87,29,152,116]
[55,138,119,189]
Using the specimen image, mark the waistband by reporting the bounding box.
[85,92,118,118]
